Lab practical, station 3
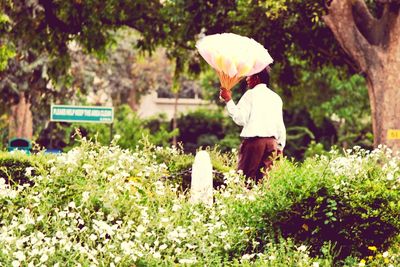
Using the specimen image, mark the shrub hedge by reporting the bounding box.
[1,140,400,266]
[224,147,400,263]
[0,151,38,186]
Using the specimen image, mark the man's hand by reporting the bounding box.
[219,87,232,102]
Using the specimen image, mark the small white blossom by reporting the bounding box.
[297,245,307,252]
[159,244,168,250]
[82,191,90,202]
[241,254,255,260]
[268,255,276,261]
[178,257,197,264]
[40,253,49,263]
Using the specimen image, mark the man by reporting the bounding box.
[219,67,286,182]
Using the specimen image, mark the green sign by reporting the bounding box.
[51,105,114,123]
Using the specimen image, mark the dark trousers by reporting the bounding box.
[238,137,278,182]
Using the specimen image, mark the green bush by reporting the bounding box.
[233,146,400,263]
[36,105,178,152]
[71,105,158,150]
[303,140,331,159]
[176,108,240,153]
[148,142,236,191]
[1,138,400,266]
[143,113,179,147]
[0,151,48,186]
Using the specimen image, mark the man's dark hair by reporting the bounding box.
[255,66,271,86]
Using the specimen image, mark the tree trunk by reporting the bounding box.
[323,0,400,150]
[9,92,33,140]
[367,63,400,148]
[127,87,139,111]
[172,91,179,146]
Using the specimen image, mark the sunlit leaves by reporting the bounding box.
[0,44,15,71]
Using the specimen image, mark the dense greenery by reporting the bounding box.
[176,108,241,154]
[0,152,36,186]
[1,139,400,266]
[0,1,399,266]
[34,105,178,152]
[1,0,378,157]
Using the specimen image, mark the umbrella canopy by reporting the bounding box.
[196,33,273,90]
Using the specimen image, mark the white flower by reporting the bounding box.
[383,251,389,258]
[241,254,255,260]
[82,163,93,170]
[235,194,246,200]
[218,231,228,239]
[89,234,97,241]
[313,262,320,267]
[12,261,20,267]
[37,231,45,240]
[172,204,181,212]
[178,257,197,264]
[248,194,256,201]
[268,255,276,260]
[136,225,146,233]
[25,167,35,176]
[40,253,49,262]
[13,251,26,261]
[153,252,161,258]
[121,241,134,253]
[186,244,198,249]
[82,191,90,202]
[159,244,168,250]
[297,245,307,252]
[160,217,169,223]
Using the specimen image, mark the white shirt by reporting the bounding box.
[226,83,286,149]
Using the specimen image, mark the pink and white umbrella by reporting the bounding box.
[196,33,273,90]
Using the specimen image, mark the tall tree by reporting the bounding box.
[3,0,398,151]
[0,12,15,71]
[0,0,166,141]
[167,0,398,150]
[70,30,174,111]
[0,48,77,140]
[323,0,400,149]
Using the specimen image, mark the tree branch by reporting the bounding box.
[352,1,399,47]
[38,0,81,34]
[313,45,361,72]
[352,0,379,44]
[323,0,378,72]
[376,0,400,3]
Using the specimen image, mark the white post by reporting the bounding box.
[190,150,213,206]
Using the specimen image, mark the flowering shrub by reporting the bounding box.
[0,151,48,186]
[261,145,400,262]
[1,139,400,266]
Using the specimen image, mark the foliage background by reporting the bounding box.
[0,1,375,158]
